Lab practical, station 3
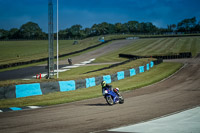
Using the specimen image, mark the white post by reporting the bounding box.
[57,0,59,78]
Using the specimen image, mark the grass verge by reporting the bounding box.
[0,62,183,108]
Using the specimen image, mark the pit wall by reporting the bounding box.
[0,59,163,99]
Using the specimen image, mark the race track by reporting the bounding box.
[0,54,200,133]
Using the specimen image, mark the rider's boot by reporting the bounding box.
[113,88,120,96]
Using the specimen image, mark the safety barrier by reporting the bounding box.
[0,59,163,99]
[119,52,192,60]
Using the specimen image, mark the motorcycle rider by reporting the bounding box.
[68,58,72,65]
[101,81,119,96]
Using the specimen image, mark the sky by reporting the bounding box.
[0,0,200,33]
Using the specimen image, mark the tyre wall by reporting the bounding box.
[0,59,163,99]
[119,52,192,60]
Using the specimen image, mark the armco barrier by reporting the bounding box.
[0,59,163,99]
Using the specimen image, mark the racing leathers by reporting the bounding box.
[102,84,119,96]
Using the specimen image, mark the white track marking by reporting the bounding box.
[27,106,41,109]
[29,58,96,80]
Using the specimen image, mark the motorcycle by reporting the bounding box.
[103,87,124,105]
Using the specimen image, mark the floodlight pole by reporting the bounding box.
[48,0,54,79]
[57,0,59,78]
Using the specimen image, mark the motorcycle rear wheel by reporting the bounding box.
[119,94,124,104]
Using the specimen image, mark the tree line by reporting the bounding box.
[0,17,200,40]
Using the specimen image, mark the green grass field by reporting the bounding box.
[58,58,155,80]
[0,39,99,65]
[94,37,200,63]
[0,35,135,66]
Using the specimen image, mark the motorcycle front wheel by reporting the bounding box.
[105,95,114,105]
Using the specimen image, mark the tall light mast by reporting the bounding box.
[57,0,59,78]
[48,0,54,79]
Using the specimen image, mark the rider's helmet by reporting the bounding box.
[101,81,106,87]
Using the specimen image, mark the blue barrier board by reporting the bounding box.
[99,39,104,42]
[10,107,22,111]
[146,63,150,70]
[117,71,125,80]
[103,75,112,83]
[130,68,136,76]
[59,80,76,92]
[16,83,42,98]
[86,77,96,88]
[150,61,154,68]
[139,66,145,73]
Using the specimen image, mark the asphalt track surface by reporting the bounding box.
[0,55,200,132]
[108,106,200,133]
[0,40,135,81]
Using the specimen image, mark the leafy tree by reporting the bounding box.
[121,23,129,34]
[167,24,177,32]
[127,21,139,33]
[8,28,19,39]
[83,28,91,37]
[0,29,9,39]
[99,22,110,35]
[91,24,99,36]
[139,22,147,33]
[171,24,176,31]
[108,23,116,34]
[115,23,123,33]
[69,24,83,39]
[58,29,69,39]
[194,21,200,32]
[1,17,200,40]
[177,17,197,32]
[19,22,44,39]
